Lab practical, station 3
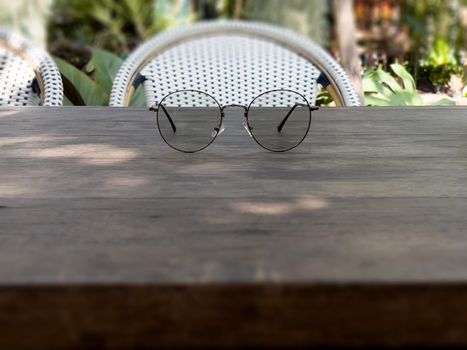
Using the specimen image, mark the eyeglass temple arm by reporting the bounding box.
[149,104,177,132]
[277,104,319,132]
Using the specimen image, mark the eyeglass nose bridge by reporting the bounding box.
[220,104,248,117]
[219,104,253,137]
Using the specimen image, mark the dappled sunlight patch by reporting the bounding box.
[295,197,329,210]
[105,176,149,188]
[0,110,21,118]
[0,136,57,147]
[176,161,234,174]
[231,196,329,216]
[0,181,40,197]
[232,202,292,215]
[23,144,139,165]
[199,197,329,225]
[201,215,238,225]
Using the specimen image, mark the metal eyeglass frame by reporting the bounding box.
[149,89,319,153]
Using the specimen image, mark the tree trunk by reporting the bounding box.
[234,0,243,19]
[332,0,364,103]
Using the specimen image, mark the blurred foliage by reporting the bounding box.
[402,0,464,83]
[363,63,456,106]
[47,0,168,106]
[86,49,123,96]
[56,56,108,106]
[420,38,464,87]
[363,63,423,106]
[0,0,52,45]
[46,0,331,106]
[245,0,329,46]
[49,39,92,69]
[41,0,466,106]
[47,0,162,55]
[154,0,195,30]
[315,90,334,107]
[403,0,464,51]
[47,0,330,54]
[55,48,145,106]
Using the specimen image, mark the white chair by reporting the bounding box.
[110,21,362,108]
[0,29,63,106]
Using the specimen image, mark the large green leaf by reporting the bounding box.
[364,95,391,106]
[62,96,73,107]
[364,76,394,98]
[388,91,423,106]
[362,69,395,98]
[362,72,382,93]
[131,85,147,107]
[86,48,123,95]
[363,64,423,106]
[375,67,401,92]
[390,63,416,92]
[55,57,108,106]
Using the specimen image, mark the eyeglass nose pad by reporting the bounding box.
[212,123,225,138]
[243,121,253,137]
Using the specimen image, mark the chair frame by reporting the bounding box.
[0,29,63,106]
[110,21,362,107]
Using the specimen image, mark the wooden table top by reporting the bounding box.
[1,106,467,349]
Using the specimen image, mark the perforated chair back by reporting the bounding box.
[0,29,63,106]
[110,21,362,107]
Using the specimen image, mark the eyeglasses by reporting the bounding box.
[149,89,319,153]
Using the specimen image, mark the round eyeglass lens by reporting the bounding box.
[247,90,311,152]
[157,91,223,153]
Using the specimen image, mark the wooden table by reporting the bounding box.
[1,106,467,349]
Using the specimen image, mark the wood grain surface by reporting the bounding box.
[0,106,467,349]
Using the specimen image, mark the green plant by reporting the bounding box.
[218,0,248,19]
[363,63,423,106]
[55,48,145,106]
[245,0,329,46]
[315,90,333,107]
[402,0,464,84]
[420,38,464,87]
[56,56,107,106]
[48,0,162,55]
[155,0,197,29]
[363,63,458,106]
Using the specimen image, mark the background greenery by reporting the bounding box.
[2,0,466,106]
[45,0,335,106]
[47,0,467,106]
